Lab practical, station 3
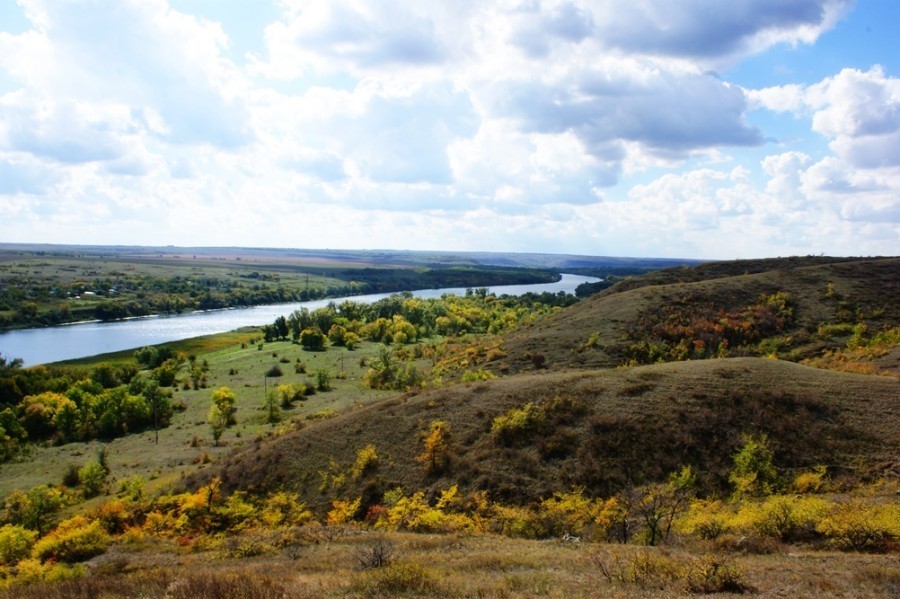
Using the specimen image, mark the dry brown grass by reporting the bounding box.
[194,357,898,511]
[3,531,898,598]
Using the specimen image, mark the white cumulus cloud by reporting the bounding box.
[0,0,894,258]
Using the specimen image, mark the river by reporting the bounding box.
[0,274,598,366]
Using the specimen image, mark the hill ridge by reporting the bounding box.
[494,257,899,374]
[199,357,898,508]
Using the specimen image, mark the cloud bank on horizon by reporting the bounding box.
[0,0,897,259]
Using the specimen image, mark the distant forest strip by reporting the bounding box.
[0,252,555,331]
[0,244,698,331]
[306,265,558,293]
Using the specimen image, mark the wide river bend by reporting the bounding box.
[0,274,598,366]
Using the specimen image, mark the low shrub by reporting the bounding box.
[0,525,37,565]
[352,561,441,597]
[32,517,110,563]
[682,555,754,594]
[792,466,828,494]
[461,368,496,383]
[732,495,830,542]
[679,500,731,540]
[593,550,680,589]
[713,534,779,555]
[491,403,545,446]
[10,558,85,587]
[222,532,275,558]
[594,550,753,594]
[166,571,284,599]
[490,504,544,539]
[817,500,899,552]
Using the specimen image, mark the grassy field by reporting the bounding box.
[0,333,409,499]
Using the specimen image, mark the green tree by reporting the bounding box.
[16,301,38,321]
[93,386,150,439]
[315,369,332,392]
[0,408,26,461]
[299,327,327,351]
[134,346,159,369]
[730,434,778,498]
[154,357,184,387]
[78,461,107,498]
[208,405,226,446]
[276,383,305,408]
[140,379,171,445]
[263,391,281,424]
[1,485,63,534]
[327,324,348,346]
[287,308,313,341]
[210,387,238,426]
[344,331,361,350]
[19,392,75,439]
[274,315,290,340]
[208,386,237,446]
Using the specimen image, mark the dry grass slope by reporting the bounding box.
[495,257,900,374]
[199,358,898,509]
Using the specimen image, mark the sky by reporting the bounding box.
[0,0,898,260]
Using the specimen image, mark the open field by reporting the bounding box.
[0,334,410,499]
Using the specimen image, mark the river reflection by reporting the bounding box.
[0,274,599,366]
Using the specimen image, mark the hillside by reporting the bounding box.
[494,257,900,375]
[601,255,869,293]
[193,256,900,509]
[199,358,899,510]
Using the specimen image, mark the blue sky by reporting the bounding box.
[0,0,898,259]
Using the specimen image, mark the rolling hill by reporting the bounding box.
[495,256,900,375]
[201,358,898,510]
[194,257,899,510]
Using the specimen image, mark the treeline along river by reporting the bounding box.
[0,274,598,366]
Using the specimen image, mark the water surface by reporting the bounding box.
[0,274,598,365]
